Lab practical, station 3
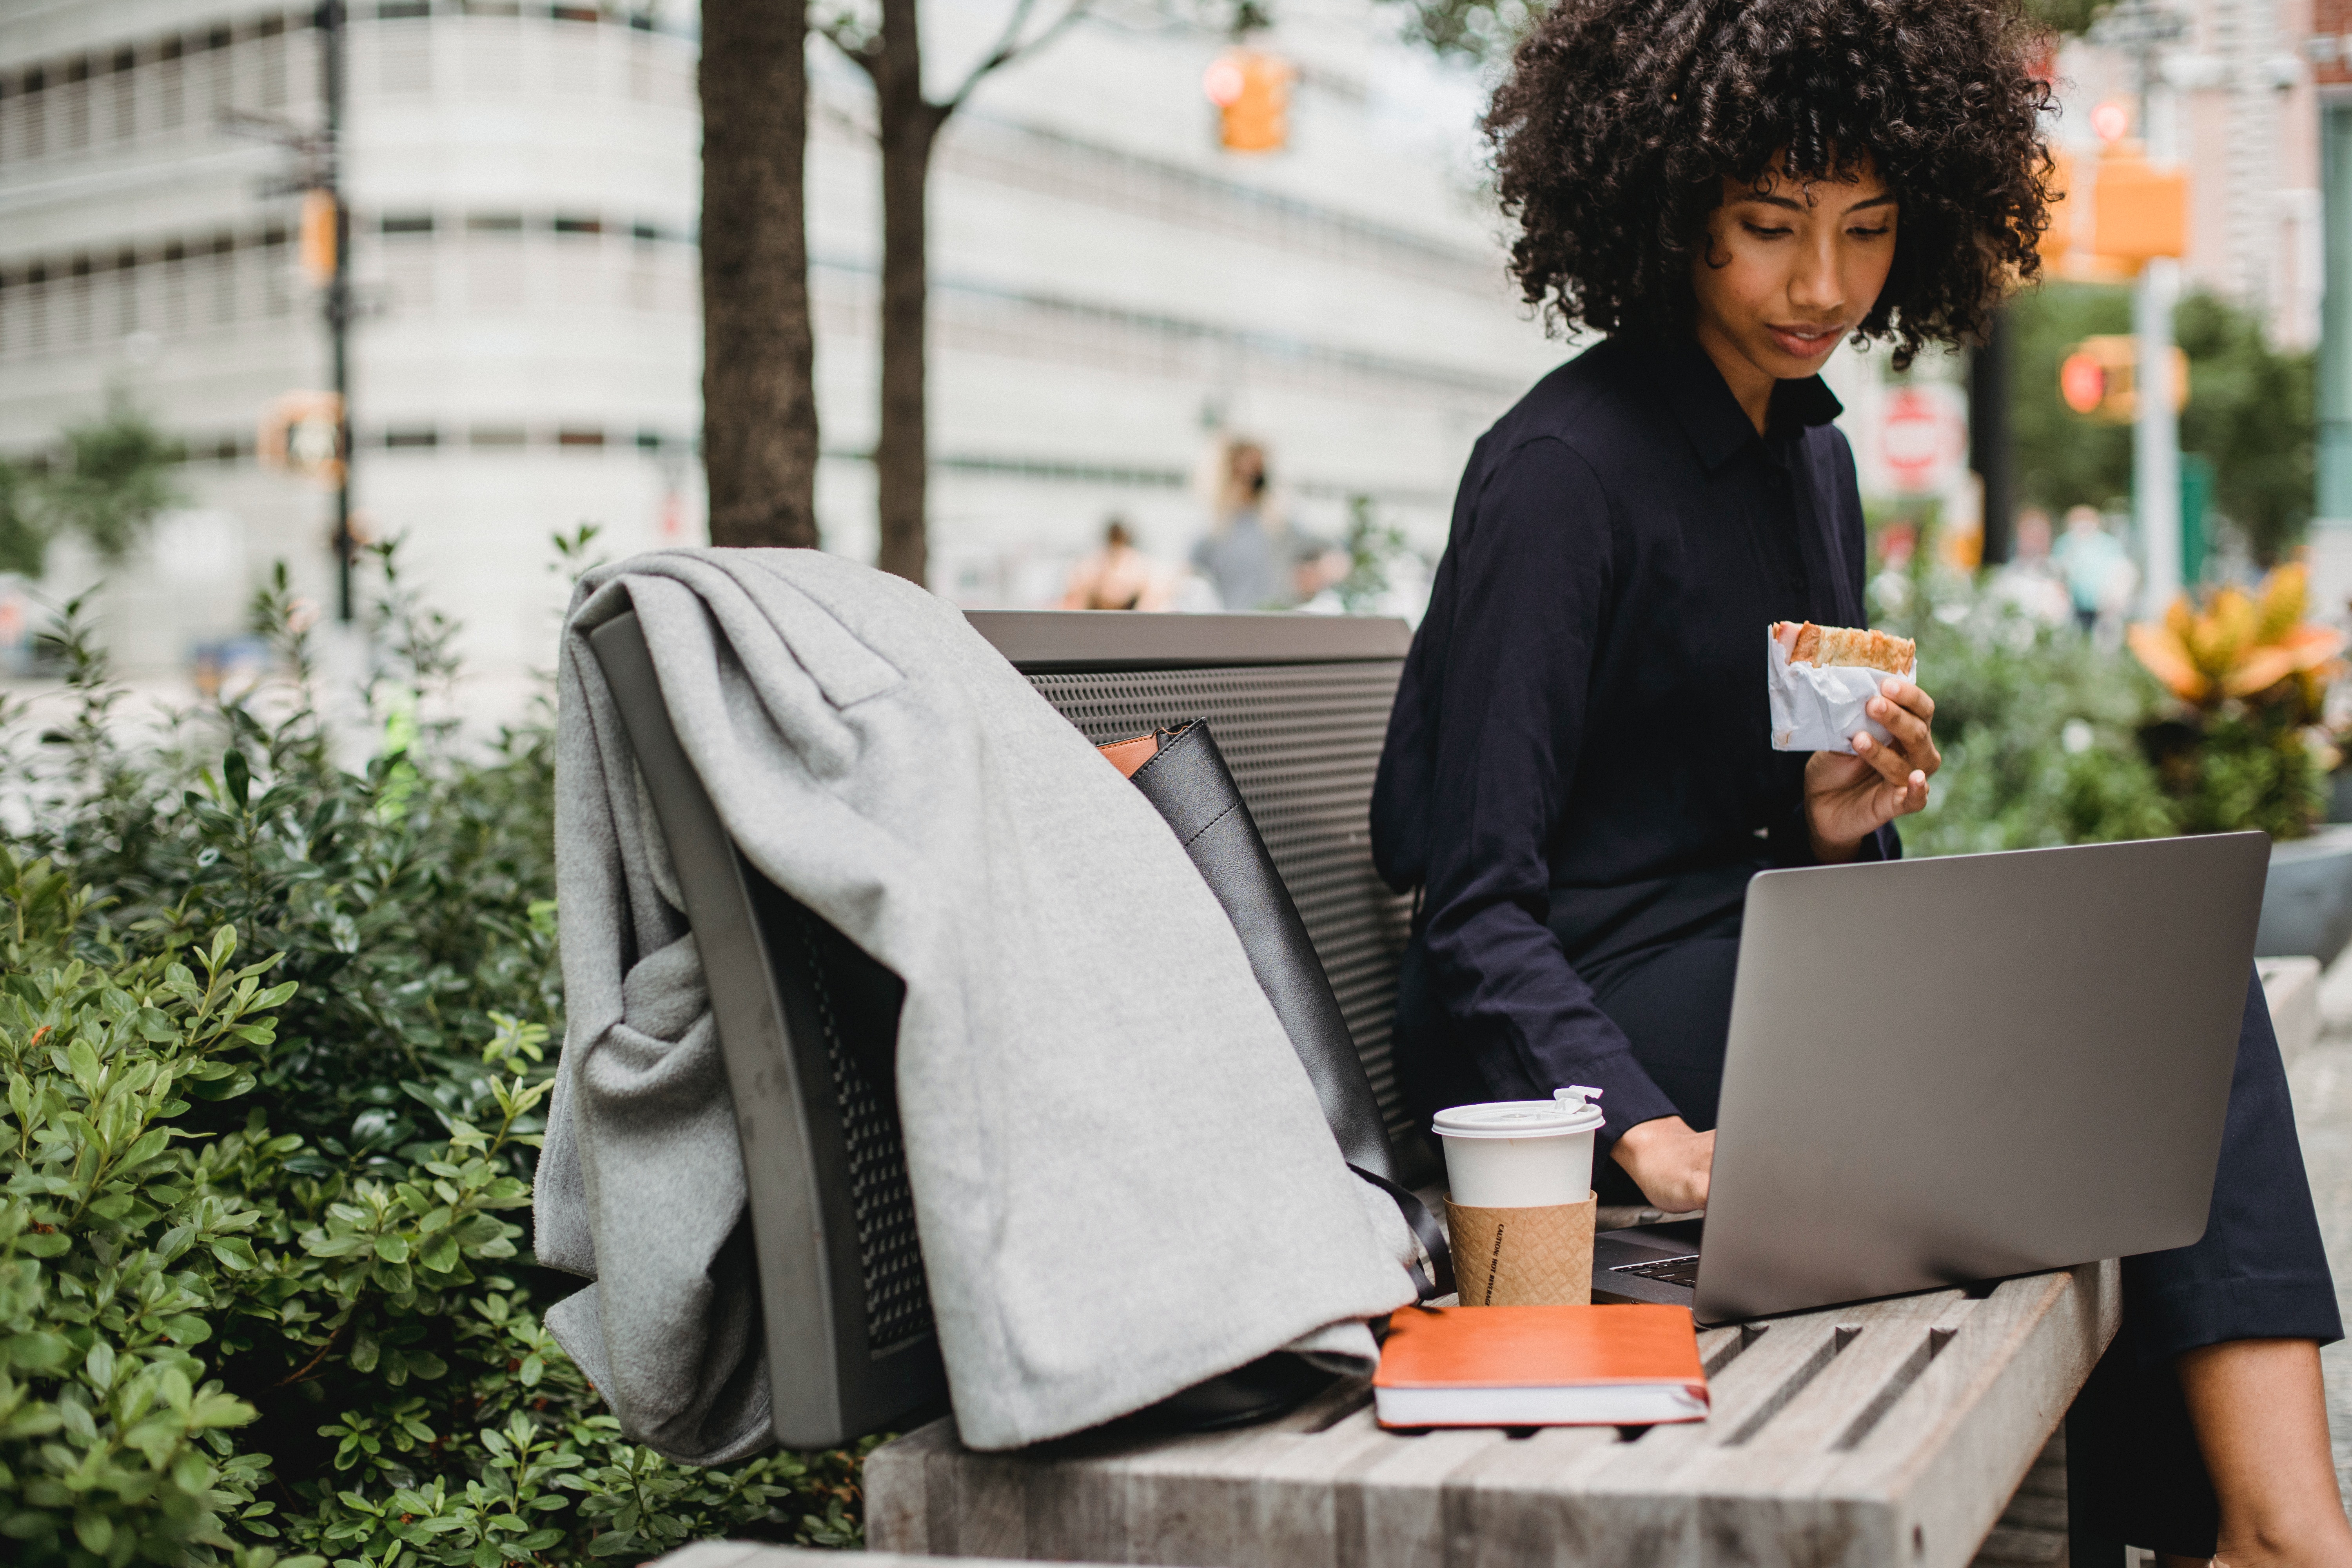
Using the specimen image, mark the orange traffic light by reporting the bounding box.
[2091,140,2187,266]
[1204,50,1292,153]
[298,188,339,286]
[2038,147,2075,266]
[2059,335,2188,423]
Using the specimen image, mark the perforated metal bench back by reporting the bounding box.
[1018,662,1418,1154]
[592,609,1416,1450]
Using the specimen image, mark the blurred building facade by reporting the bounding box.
[2316,0,2352,533]
[0,0,1560,690]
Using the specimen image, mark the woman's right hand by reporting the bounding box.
[1611,1117,1715,1213]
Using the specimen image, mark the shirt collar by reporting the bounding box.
[1626,332,1844,472]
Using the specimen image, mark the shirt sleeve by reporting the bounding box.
[1416,437,1682,1148]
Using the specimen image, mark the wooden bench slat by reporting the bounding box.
[1809,1264,2118,1568]
[866,1262,2121,1568]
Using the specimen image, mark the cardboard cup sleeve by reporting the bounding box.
[1445,1192,1598,1307]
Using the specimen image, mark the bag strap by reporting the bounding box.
[1348,1164,1454,1302]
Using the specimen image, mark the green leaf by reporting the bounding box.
[114,1126,171,1174]
[159,1314,211,1345]
[223,748,251,807]
[73,1508,113,1555]
[210,1236,259,1271]
[3,1331,73,1371]
[373,1234,410,1264]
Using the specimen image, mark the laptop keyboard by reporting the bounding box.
[1609,1254,1701,1287]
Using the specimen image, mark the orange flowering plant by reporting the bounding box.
[2127,564,2347,838]
[2127,564,2345,712]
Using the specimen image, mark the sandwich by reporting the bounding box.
[1772,621,1915,675]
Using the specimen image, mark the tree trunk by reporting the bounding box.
[872,0,945,584]
[699,0,818,548]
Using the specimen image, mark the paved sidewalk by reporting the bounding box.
[2294,953,2352,1497]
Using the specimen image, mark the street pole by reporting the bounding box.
[319,0,354,623]
[2135,256,2183,607]
[1969,308,2015,566]
[2097,0,2187,612]
[2135,47,2183,611]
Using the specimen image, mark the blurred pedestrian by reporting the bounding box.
[1990,505,2071,626]
[1060,517,1174,610]
[1192,439,1301,611]
[2051,504,2137,641]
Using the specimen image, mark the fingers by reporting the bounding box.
[1851,676,1941,799]
[1850,730,1913,789]
[1849,733,1930,823]
[1897,769,1928,816]
[1878,676,1935,724]
[1868,695,1936,770]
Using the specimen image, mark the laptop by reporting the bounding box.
[1590,832,2269,1325]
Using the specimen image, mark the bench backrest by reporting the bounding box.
[589,608,1419,1451]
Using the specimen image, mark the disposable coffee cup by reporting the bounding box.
[1436,1089,1605,1307]
[1431,1088,1603,1209]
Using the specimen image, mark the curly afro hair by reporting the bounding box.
[1487,0,2054,367]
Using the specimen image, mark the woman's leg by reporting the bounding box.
[2075,970,2346,1561]
[2162,1338,2352,1566]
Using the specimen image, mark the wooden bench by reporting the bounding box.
[865,1261,2118,1568]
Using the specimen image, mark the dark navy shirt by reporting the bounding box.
[1371,332,1897,1150]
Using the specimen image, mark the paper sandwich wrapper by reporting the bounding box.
[1445,1193,1597,1307]
[1767,630,1917,755]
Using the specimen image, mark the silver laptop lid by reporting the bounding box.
[1693,831,2268,1324]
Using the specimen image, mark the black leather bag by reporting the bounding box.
[1102,719,1452,1301]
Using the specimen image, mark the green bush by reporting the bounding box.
[1,545,867,1567]
[1889,588,2180,857]
[1864,546,2179,855]
[1884,558,2341,853]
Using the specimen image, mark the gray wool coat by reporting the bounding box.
[534,550,1416,1462]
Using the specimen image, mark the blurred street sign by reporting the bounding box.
[1879,383,1968,495]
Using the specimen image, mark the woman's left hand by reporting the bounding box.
[1804,677,1941,863]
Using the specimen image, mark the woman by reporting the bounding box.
[1370,3,2348,1563]
[1060,518,1174,611]
[1193,439,1298,610]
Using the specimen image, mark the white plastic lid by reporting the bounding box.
[1431,1093,1604,1140]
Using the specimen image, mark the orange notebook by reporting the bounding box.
[1373,1305,1709,1428]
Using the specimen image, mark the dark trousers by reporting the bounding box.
[1576,938,2343,1559]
